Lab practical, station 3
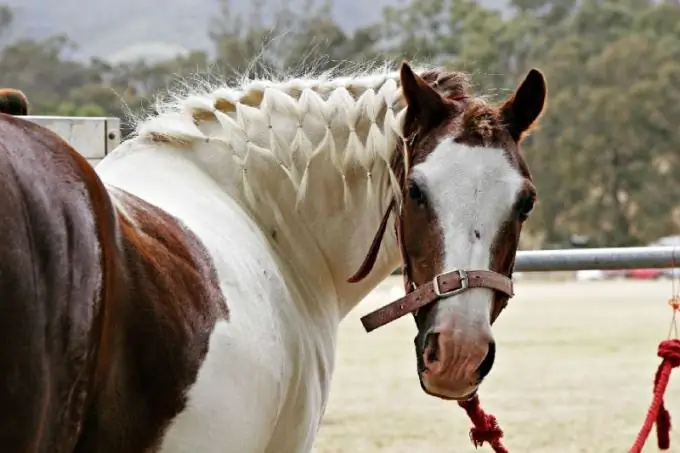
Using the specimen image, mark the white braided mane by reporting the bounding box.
[131,64,435,210]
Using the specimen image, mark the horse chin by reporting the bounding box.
[418,374,479,401]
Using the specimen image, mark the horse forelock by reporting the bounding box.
[418,69,472,99]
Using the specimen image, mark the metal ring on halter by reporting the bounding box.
[432,269,469,298]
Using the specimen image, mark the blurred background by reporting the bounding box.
[1,0,678,255]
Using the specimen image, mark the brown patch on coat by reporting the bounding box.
[74,186,229,453]
[0,114,228,453]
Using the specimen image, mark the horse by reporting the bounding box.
[0,61,545,453]
[0,89,29,115]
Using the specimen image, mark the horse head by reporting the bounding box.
[351,62,546,400]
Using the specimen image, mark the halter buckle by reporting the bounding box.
[432,269,468,298]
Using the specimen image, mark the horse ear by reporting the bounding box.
[399,62,447,130]
[500,69,547,142]
[0,89,29,116]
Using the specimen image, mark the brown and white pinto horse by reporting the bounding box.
[0,62,545,453]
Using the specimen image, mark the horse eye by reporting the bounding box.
[517,193,535,221]
[408,180,427,207]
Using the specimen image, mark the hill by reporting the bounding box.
[3,0,509,62]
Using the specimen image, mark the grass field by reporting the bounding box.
[315,278,680,453]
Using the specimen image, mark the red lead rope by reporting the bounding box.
[629,292,680,453]
[455,342,680,453]
[458,395,508,452]
[455,305,680,453]
[629,338,680,452]
[454,260,680,453]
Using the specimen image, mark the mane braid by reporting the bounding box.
[133,66,472,209]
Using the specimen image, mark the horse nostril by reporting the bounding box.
[477,341,496,381]
[423,332,440,366]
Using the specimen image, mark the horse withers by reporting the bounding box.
[0,61,545,453]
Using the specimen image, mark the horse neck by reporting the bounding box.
[196,128,403,319]
[136,71,412,317]
[275,157,403,317]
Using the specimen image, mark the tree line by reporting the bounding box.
[1,0,678,248]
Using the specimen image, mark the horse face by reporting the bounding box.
[398,63,546,400]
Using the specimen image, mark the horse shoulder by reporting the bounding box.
[76,185,230,452]
[95,146,313,451]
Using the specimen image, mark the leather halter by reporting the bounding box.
[359,201,515,333]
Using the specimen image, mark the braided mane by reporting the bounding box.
[132,65,472,208]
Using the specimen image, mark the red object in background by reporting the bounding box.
[628,268,664,280]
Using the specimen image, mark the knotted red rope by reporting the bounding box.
[629,294,680,453]
[629,338,680,452]
[458,395,508,452]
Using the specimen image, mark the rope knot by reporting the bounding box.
[469,416,504,447]
[658,339,680,367]
[458,395,508,452]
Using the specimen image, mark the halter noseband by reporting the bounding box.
[359,200,515,333]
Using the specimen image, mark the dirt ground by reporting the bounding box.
[315,277,680,453]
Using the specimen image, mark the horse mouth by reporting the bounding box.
[418,373,480,401]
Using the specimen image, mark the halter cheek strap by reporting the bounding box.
[347,132,414,285]
[347,199,398,284]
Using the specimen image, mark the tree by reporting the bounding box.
[0,0,678,246]
[209,0,381,77]
[520,0,680,245]
[0,35,101,114]
[0,4,12,43]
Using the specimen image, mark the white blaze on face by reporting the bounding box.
[411,139,525,329]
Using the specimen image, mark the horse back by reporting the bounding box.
[0,113,104,452]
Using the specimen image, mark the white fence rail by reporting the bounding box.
[515,246,680,272]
